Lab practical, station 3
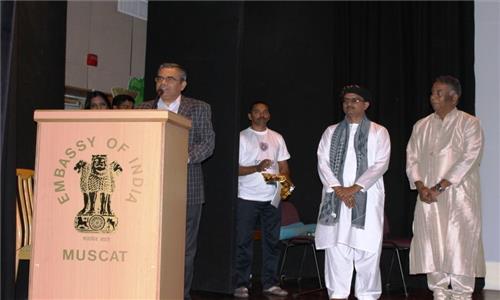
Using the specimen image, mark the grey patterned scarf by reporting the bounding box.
[318,116,370,229]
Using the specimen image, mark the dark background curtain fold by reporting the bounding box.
[1,2,17,298]
[146,1,475,293]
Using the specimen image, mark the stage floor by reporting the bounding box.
[192,281,499,300]
[193,289,499,300]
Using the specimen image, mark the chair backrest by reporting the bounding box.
[281,202,301,226]
[16,168,34,252]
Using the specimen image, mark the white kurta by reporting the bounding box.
[315,122,391,253]
[406,108,485,277]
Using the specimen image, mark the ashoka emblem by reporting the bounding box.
[89,215,105,230]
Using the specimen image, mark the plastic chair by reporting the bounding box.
[278,202,322,288]
[15,168,34,280]
[382,214,410,297]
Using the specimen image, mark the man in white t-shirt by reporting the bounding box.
[234,101,291,298]
[315,85,390,300]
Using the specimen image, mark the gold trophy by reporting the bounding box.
[262,173,295,200]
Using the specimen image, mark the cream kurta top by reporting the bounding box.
[406,108,485,277]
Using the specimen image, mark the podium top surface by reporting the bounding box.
[34,109,191,129]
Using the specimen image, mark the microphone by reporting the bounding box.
[155,89,163,107]
[156,89,163,100]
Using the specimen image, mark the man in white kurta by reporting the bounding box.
[315,85,391,300]
[406,76,485,300]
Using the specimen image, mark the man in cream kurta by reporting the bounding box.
[315,85,391,300]
[406,76,485,300]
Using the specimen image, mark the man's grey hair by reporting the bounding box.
[157,63,187,81]
[435,75,462,97]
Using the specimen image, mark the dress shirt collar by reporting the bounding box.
[157,95,181,113]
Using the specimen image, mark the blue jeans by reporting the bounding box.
[234,198,281,290]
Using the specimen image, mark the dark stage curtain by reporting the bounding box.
[240,1,475,237]
[146,1,476,294]
[0,2,66,298]
[146,2,246,294]
[1,2,17,298]
[328,2,475,237]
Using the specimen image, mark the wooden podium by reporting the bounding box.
[29,110,191,299]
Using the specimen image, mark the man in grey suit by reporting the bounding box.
[136,63,215,300]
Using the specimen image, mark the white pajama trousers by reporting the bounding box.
[324,244,381,300]
[427,272,475,300]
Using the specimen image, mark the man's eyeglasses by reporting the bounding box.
[155,75,182,83]
[342,97,364,104]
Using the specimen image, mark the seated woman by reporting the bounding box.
[112,94,135,109]
[85,90,111,109]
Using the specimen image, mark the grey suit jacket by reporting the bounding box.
[136,96,215,205]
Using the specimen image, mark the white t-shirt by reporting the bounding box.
[238,127,290,201]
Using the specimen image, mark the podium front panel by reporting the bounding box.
[29,111,190,299]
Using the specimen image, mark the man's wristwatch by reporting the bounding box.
[434,183,446,193]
